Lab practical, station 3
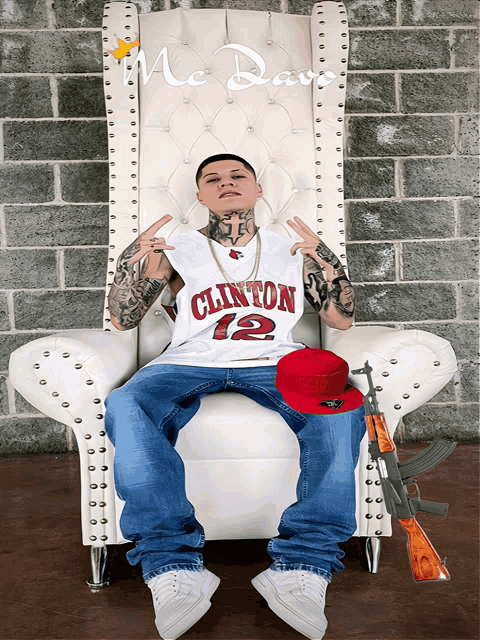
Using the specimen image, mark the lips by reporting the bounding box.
[220,191,241,198]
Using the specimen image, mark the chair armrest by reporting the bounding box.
[324,325,458,426]
[8,329,138,427]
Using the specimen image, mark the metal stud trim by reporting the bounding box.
[103,0,140,333]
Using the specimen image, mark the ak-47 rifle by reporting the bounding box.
[351,360,457,582]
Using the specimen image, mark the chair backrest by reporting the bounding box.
[102,1,350,368]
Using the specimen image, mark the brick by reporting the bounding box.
[0,77,52,118]
[58,76,106,118]
[458,281,479,320]
[349,30,450,71]
[0,376,8,415]
[396,321,478,362]
[401,72,479,114]
[403,404,479,443]
[354,282,456,322]
[0,165,54,203]
[3,121,108,161]
[54,0,164,27]
[64,248,109,287]
[0,417,67,455]
[402,158,480,198]
[346,242,396,282]
[453,29,480,68]
[5,205,109,247]
[14,389,42,415]
[458,199,479,237]
[0,332,58,373]
[346,73,396,113]
[60,163,109,203]
[0,32,102,74]
[401,0,479,26]
[458,115,480,156]
[459,361,480,403]
[344,159,395,199]
[347,200,455,241]
[348,116,454,157]
[0,249,58,289]
[0,0,47,28]
[341,0,396,27]
[290,0,396,26]
[13,290,105,331]
[0,293,8,331]
[402,239,479,281]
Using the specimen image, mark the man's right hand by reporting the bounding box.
[118,214,176,267]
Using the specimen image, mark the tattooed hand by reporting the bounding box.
[115,214,175,281]
[288,216,342,276]
[108,215,176,330]
[287,216,355,323]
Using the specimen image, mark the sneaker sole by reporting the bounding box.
[158,569,221,640]
[251,570,327,640]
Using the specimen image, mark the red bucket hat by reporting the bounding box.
[276,349,364,415]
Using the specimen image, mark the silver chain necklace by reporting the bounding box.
[207,231,261,293]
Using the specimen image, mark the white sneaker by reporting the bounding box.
[147,568,221,640]
[251,568,328,639]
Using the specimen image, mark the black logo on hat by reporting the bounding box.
[318,399,344,410]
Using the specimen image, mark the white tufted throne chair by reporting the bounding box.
[9,0,457,589]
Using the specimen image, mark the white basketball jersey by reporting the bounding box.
[140,227,308,369]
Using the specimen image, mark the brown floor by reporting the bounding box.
[1,444,478,640]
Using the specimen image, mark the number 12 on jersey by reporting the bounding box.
[213,313,276,341]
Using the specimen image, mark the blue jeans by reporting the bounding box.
[104,364,366,585]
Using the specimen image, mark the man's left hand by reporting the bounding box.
[287,216,337,278]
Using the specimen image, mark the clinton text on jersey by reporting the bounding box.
[191,281,296,321]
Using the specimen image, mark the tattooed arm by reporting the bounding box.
[288,216,355,329]
[303,250,355,330]
[107,215,176,331]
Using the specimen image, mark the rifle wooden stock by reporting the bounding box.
[399,517,451,582]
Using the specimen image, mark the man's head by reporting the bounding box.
[196,153,263,215]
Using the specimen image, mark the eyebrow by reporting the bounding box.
[202,168,248,179]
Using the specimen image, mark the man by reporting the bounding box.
[105,153,365,640]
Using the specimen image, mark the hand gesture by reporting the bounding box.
[287,215,345,280]
[119,215,175,267]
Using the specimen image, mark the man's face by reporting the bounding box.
[196,160,263,216]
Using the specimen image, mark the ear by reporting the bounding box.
[256,183,263,198]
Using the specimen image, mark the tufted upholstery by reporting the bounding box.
[8,1,457,581]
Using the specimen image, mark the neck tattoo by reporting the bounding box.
[205,208,257,246]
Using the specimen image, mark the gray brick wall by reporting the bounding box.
[0,0,478,454]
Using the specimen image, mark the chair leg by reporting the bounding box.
[364,536,382,573]
[86,545,111,589]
